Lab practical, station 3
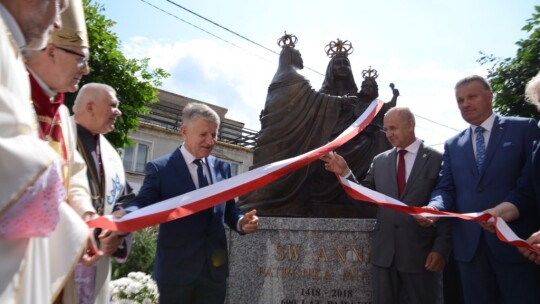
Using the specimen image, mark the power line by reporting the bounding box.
[165,0,278,56]
[416,114,462,132]
[152,0,324,76]
[428,142,445,147]
[138,0,275,65]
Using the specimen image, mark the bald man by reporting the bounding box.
[323,107,451,304]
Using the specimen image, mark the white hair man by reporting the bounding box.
[73,83,131,304]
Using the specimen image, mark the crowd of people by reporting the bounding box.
[2,1,540,304]
[0,0,258,303]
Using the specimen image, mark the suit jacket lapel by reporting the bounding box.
[206,155,217,185]
[533,141,540,184]
[404,143,429,196]
[386,149,400,198]
[171,148,196,191]
[458,128,478,177]
[481,115,505,176]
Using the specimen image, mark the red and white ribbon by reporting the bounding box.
[87,98,539,255]
[87,99,384,232]
[337,176,540,254]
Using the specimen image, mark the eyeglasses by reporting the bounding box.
[56,46,89,67]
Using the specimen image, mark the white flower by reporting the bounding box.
[110,272,159,304]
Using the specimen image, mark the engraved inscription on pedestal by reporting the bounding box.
[227,217,376,304]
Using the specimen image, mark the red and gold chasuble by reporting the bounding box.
[29,73,68,161]
[29,73,70,184]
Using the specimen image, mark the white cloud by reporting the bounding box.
[120,36,478,150]
[121,37,275,130]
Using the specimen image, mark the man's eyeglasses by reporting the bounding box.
[56,46,89,67]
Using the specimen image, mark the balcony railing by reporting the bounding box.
[139,103,259,149]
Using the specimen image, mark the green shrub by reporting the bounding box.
[112,226,158,280]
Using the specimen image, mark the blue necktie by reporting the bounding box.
[193,159,209,188]
[193,159,213,218]
[475,127,486,171]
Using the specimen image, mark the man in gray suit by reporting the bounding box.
[322,107,451,304]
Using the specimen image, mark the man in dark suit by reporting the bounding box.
[514,138,540,264]
[322,107,451,304]
[515,72,540,264]
[419,75,540,303]
[488,72,540,265]
[124,103,259,304]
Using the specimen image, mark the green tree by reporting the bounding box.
[479,5,540,121]
[65,0,169,148]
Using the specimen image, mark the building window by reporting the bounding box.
[228,162,239,176]
[123,141,150,173]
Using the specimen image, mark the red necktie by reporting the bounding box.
[397,149,407,196]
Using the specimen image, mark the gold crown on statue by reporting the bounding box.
[325,38,353,58]
[362,66,379,79]
[49,0,89,48]
[277,31,298,48]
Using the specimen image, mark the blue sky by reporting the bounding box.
[94,0,538,149]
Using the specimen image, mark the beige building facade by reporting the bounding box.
[122,89,257,192]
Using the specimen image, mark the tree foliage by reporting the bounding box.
[479,5,540,121]
[65,0,169,148]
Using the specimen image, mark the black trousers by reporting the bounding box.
[158,265,226,304]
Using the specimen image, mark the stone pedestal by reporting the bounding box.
[226,217,376,304]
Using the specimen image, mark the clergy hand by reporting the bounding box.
[240,209,259,234]
[80,232,103,266]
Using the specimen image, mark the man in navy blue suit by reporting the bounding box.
[417,75,540,303]
[125,103,259,304]
[488,72,540,265]
[515,72,540,265]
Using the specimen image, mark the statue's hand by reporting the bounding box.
[390,83,400,97]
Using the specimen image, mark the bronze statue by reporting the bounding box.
[310,38,391,218]
[312,64,400,218]
[239,35,398,218]
[238,33,354,216]
[320,39,358,96]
